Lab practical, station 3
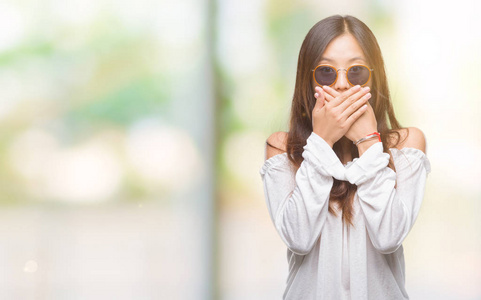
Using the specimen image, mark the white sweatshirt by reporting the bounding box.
[259,132,431,300]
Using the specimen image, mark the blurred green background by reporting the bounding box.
[0,0,480,299]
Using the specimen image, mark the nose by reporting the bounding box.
[333,69,350,92]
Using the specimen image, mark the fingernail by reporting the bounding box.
[353,85,361,91]
[314,93,319,98]
[364,86,370,91]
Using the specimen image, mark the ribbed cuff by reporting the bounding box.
[345,142,390,185]
[302,132,347,180]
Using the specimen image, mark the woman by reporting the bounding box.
[259,15,431,299]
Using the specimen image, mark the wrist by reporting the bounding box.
[355,131,381,156]
[353,130,378,143]
[357,138,379,156]
[354,131,380,145]
[313,131,335,148]
[325,139,334,148]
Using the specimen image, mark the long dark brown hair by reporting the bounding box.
[284,15,407,227]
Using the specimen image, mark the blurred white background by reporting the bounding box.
[0,0,479,299]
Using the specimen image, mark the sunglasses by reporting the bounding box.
[312,64,374,87]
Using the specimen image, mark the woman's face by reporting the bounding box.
[314,33,372,93]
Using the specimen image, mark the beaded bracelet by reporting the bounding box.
[353,132,381,146]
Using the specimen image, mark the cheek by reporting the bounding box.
[311,71,319,88]
[311,77,321,94]
[365,76,373,89]
[363,67,374,88]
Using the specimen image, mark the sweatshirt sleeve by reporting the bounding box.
[259,132,346,255]
[344,142,431,254]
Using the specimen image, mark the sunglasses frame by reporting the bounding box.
[312,64,374,87]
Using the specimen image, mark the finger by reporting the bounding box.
[314,92,325,108]
[314,86,322,99]
[338,86,370,112]
[316,86,336,102]
[339,91,371,119]
[314,88,325,109]
[322,85,341,98]
[340,92,371,120]
[321,87,337,104]
[323,85,361,107]
[345,103,368,127]
[324,91,335,103]
[314,86,326,100]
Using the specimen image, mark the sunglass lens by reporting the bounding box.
[315,66,337,86]
[348,66,370,85]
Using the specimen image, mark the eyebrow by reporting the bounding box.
[320,56,366,63]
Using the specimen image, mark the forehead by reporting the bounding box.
[319,34,366,64]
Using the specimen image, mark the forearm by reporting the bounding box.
[345,143,430,254]
[273,163,333,255]
[261,132,347,255]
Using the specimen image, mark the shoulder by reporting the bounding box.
[391,127,427,154]
[265,131,288,160]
